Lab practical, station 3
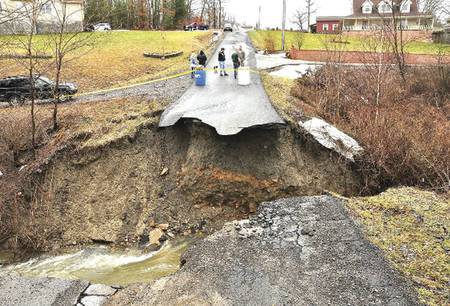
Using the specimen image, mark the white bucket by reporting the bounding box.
[238,67,251,86]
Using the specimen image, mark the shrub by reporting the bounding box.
[290,65,450,192]
[263,31,277,54]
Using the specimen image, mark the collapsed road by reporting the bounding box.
[109,196,420,306]
[159,30,285,136]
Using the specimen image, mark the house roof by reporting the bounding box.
[316,16,344,21]
[351,0,420,17]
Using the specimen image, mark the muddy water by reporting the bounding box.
[0,238,192,286]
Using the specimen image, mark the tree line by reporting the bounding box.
[85,0,227,30]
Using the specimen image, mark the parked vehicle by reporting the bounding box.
[84,24,95,32]
[224,23,233,32]
[0,76,78,105]
[93,23,111,31]
[184,22,209,31]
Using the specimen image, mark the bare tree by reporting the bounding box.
[305,0,316,32]
[292,8,307,31]
[418,0,449,20]
[47,0,97,131]
[8,0,46,156]
[381,1,409,82]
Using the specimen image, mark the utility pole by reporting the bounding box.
[282,0,286,50]
[258,5,261,30]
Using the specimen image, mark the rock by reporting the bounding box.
[0,275,88,306]
[160,167,169,176]
[0,170,3,178]
[149,228,164,245]
[300,226,315,237]
[158,223,169,231]
[84,284,117,296]
[110,196,421,306]
[81,295,107,306]
[299,117,363,161]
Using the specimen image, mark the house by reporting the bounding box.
[342,0,434,32]
[0,0,84,34]
[316,16,343,33]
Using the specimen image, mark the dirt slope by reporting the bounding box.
[10,117,361,250]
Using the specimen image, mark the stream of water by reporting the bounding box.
[0,238,193,286]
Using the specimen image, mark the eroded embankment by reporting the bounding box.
[4,119,362,251]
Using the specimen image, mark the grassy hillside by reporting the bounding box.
[249,30,450,55]
[347,188,449,306]
[0,31,211,92]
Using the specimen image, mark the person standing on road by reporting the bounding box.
[238,45,246,67]
[218,48,229,77]
[197,50,207,67]
[231,49,241,79]
[189,52,198,78]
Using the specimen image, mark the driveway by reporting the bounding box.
[159,30,285,136]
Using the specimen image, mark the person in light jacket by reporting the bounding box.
[189,52,198,78]
[237,45,246,67]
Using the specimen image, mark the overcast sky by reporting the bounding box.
[225,0,353,28]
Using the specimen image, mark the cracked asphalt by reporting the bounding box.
[159,30,285,136]
[108,195,420,306]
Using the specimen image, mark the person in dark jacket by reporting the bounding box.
[197,50,207,67]
[218,48,229,76]
[231,49,240,79]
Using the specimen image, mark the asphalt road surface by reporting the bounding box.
[159,30,285,136]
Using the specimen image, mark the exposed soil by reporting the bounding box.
[2,116,362,252]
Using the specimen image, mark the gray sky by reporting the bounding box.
[225,0,352,28]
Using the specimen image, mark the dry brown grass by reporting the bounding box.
[264,65,450,192]
[0,31,212,93]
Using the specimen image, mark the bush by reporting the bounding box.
[263,31,277,54]
[290,65,450,192]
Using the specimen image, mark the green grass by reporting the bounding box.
[249,30,450,55]
[346,188,450,306]
[0,30,212,92]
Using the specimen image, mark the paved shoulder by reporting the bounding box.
[0,275,88,306]
[159,31,284,136]
[109,196,420,306]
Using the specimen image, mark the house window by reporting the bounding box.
[41,2,52,14]
[333,23,339,31]
[378,1,392,13]
[400,0,411,13]
[323,24,329,32]
[363,5,372,14]
[362,0,373,14]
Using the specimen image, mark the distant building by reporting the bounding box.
[343,0,434,31]
[0,0,84,34]
[316,16,343,33]
[314,0,434,34]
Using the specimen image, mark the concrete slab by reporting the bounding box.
[0,275,88,306]
[159,30,285,135]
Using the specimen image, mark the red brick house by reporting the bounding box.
[316,17,343,33]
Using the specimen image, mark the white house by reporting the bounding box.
[0,0,84,34]
[343,0,434,31]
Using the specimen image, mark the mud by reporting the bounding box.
[4,118,362,251]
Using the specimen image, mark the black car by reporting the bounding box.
[0,75,78,105]
[184,22,209,31]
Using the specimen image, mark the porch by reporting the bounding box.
[342,15,434,32]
